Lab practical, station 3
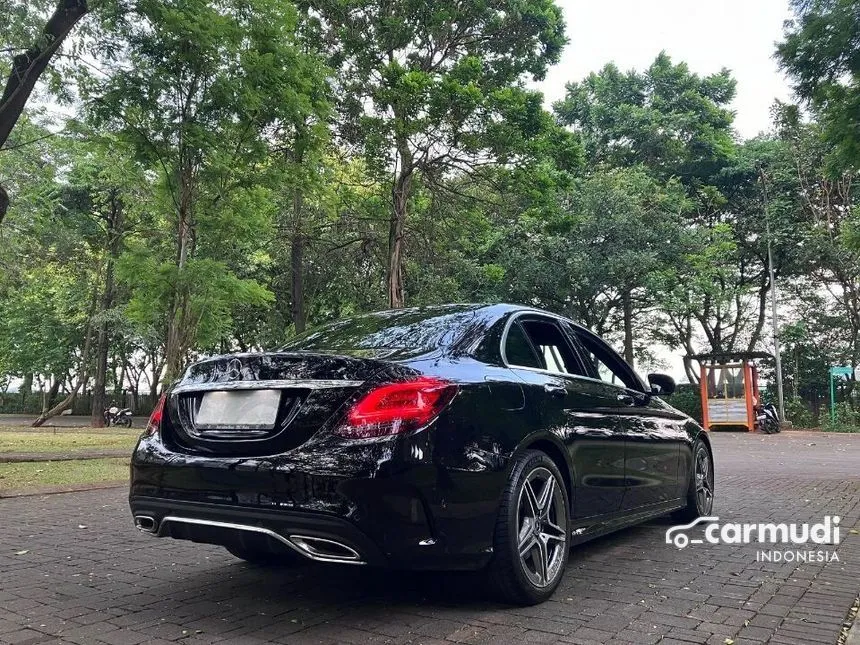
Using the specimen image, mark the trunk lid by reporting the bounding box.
[162,352,391,456]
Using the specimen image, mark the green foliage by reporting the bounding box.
[83,0,332,381]
[554,52,736,184]
[116,250,274,353]
[822,401,860,432]
[306,0,575,305]
[663,386,703,424]
[777,0,860,170]
[0,0,94,99]
[317,0,570,169]
[1,0,858,427]
[784,396,814,428]
[0,263,91,377]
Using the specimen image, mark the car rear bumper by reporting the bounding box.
[130,496,388,565]
[129,433,500,571]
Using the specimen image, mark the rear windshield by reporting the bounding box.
[280,306,484,358]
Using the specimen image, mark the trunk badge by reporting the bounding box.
[227,358,243,380]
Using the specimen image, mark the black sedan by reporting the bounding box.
[130,304,714,605]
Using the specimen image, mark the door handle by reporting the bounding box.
[544,384,568,398]
[616,393,635,406]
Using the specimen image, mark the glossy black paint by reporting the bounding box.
[130,304,711,570]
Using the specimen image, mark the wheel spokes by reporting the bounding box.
[534,535,549,584]
[516,467,568,588]
[541,518,567,543]
[522,479,539,518]
[695,451,713,511]
[518,515,537,557]
[537,475,555,518]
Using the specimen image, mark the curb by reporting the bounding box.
[842,594,860,645]
[0,480,127,499]
[0,451,130,463]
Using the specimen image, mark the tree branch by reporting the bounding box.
[0,0,89,148]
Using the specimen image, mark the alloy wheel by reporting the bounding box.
[516,466,567,588]
[695,448,714,514]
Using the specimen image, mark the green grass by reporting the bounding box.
[0,431,138,454]
[0,458,129,492]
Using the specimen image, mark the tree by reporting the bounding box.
[554,52,736,188]
[553,53,740,366]
[777,0,860,169]
[0,0,93,223]
[89,0,329,383]
[486,166,685,366]
[775,106,860,369]
[305,0,567,307]
[55,133,150,425]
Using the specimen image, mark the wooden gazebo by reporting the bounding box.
[689,352,773,432]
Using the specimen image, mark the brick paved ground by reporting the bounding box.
[1,431,858,645]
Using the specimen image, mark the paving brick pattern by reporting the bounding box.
[1,431,858,645]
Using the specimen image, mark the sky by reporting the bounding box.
[538,0,796,140]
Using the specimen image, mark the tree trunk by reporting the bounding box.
[117,353,127,397]
[682,356,699,386]
[163,158,195,385]
[164,292,190,385]
[32,292,97,427]
[290,190,306,333]
[388,147,412,309]
[0,185,8,225]
[0,0,89,148]
[622,290,634,367]
[746,275,771,352]
[149,349,163,399]
[20,373,32,405]
[91,191,124,427]
[43,376,61,413]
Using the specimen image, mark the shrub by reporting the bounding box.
[784,396,814,428]
[821,401,860,432]
[663,386,702,424]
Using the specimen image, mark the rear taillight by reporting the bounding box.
[145,393,167,436]
[336,377,458,439]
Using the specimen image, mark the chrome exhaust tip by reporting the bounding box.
[155,516,366,565]
[134,515,158,534]
[289,535,363,563]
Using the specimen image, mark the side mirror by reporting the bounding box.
[648,373,676,395]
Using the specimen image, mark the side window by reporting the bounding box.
[571,327,640,390]
[504,322,542,369]
[519,319,586,376]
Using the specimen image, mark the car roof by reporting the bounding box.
[278,303,577,359]
[368,302,572,321]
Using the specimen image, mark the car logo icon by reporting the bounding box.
[226,358,242,380]
[665,516,719,549]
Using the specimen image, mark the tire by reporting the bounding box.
[759,415,777,434]
[674,438,715,523]
[487,450,569,605]
[225,545,300,566]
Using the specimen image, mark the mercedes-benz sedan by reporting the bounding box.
[130,304,714,604]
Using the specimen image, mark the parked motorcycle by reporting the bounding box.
[756,402,781,434]
[104,405,134,427]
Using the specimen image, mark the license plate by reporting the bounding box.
[196,390,281,430]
